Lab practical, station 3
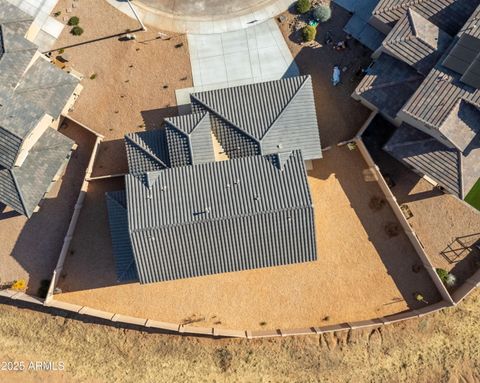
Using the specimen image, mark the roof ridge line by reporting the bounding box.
[407,8,418,37]
[458,150,464,199]
[129,204,314,233]
[190,94,261,145]
[375,0,429,14]
[260,76,310,141]
[10,169,28,217]
[125,134,168,168]
[0,123,24,140]
[360,74,423,92]
[106,192,127,210]
[165,111,208,137]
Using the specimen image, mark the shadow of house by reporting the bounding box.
[0,203,21,221]
[308,147,442,309]
[441,234,480,284]
[57,177,128,293]
[8,122,97,296]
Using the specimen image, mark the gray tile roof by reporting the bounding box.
[164,112,215,167]
[0,0,80,192]
[125,129,170,174]
[438,99,480,151]
[355,53,424,119]
[384,123,463,196]
[382,9,453,75]
[14,57,80,119]
[0,127,74,217]
[0,0,33,26]
[125,150,316,283]
[372,0,480,36]
[105,191,138,282]
[191,75,322,161]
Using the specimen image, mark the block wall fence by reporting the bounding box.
[1,117,479,339]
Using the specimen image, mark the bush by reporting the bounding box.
[313,4,332,22]
[296,0,311,14]
[67,16,79,26]
[436,268,456,287]
[302,25,317,42]
[71,26,84,36]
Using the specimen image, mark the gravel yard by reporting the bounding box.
[51,0,193,176]
[55,147,441,331]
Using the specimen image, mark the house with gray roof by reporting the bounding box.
[0,1,83,217]
[106,75,321,283]
[334,0,478,51]
[339,1,480,201]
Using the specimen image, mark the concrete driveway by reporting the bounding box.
[176,19,299,103]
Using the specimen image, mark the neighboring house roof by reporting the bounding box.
[0,0,33,25]
[384,123,463,196]
[400,5,480,142]
[125,129,170,174]
[0,127,74,217]
[164,112,215,167]
[372,0,480,36]
[355,53,424,119]
[105,191,138,282]
[382,9,452,75]
[14,57,80,119]
[190,75,322,161]
[442,33,480,89]
[0,1,80,217]
[124,150,316,283]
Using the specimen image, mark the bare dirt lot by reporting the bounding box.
[0,121,96,296]
[0,290,479,383]
[54,146,440,331]
[52,0,193,176]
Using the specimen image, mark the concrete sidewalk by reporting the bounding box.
[105,0,293,34]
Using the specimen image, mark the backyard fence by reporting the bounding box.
[45,122,103,304]
[355,138,455,305]
[1,120,479,339]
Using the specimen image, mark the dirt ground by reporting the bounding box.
[51,0,193,176]
[0,290,479,383]
[277,3,372,145]
[54,146,440,331]
[364,132,480,289]
[0,121,96,296]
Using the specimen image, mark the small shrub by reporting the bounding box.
[302,25,317,42]
[296,0,311,14]
[58,48,65,54]
[437,268,456,287]
[71,26,84,36]
[53,11,61,17]
[11,279,27,291]
[89,73,97,80]
[67,16,80,26]
[313,4,332,22]
[215,348,233,372]
[384,222,400,237]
